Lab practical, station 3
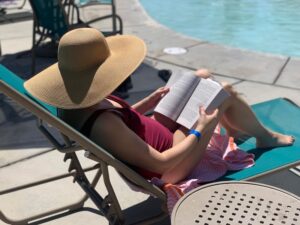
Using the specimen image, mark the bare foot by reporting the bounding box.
[256,131,295,149]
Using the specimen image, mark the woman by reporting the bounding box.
[24,28,294,184]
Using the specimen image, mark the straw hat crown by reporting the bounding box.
[24,28,146,109]
[58,28,110,72]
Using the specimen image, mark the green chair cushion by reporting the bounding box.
[223,98,300,180]
[0,65,57,116]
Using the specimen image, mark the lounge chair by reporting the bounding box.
[0,64,299,224]
[0,64,167,225]
[28,0,123,73]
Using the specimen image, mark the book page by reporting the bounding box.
[154,72,199,120]
[164,71,183,87]
[176,78,226,129]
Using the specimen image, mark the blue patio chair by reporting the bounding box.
[28,0,123,74]
[1,64,300,224]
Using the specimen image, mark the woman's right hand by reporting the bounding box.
[195,107,219,133]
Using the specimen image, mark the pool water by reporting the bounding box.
[140,0,300,57]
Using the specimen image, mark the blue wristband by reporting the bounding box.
[189,129,201,141]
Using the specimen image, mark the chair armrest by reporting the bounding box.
[84,14,123,34]
[76,0,116,9]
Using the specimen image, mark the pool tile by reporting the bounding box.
[0,20,32,40]
[124,25,201,58]
[158,43,288,84]
[276,58,300,89]
[146,58,241,85]
[233,81,300,105]
[0,36,31,55]
[117,1,155,26]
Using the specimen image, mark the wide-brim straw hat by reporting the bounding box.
[24,28,146,109]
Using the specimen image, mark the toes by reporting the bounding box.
[290,136,295,143]
[286,135,295,145]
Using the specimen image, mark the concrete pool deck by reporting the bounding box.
[0,0,300,224]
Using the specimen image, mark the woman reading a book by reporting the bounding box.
[24,28,294,184]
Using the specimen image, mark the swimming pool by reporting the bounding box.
[140,0,300,57]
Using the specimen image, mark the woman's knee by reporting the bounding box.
[218,82,238,112]
[195,68,211,78]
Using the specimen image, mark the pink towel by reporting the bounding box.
[151,126,255,214]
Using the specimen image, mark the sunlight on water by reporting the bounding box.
[140,0,300,57]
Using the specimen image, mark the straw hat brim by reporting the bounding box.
[24,35,146,109]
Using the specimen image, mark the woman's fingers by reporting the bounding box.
[160,86,170,93]
[199,106,206,115]
[156,87,170,97]
[199,106,218,116]
[210,108,219,117]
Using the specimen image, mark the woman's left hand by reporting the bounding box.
[132,87,169,114]
[147,86,170,108]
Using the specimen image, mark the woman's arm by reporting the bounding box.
[131,87,169,114]
[90,107,218,183]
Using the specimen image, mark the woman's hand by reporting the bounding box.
[195,106,219,133]
[146,87,170,108]
[132,87,169,114]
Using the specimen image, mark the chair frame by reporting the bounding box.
[70,0,122,35]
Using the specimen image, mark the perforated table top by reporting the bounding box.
[171,181,300,225]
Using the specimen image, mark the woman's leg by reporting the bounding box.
[220,82,294,148]
[167,84,295,182]
[218,84,250,139]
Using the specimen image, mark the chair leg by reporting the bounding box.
[73,160,125,225]
[0,154,102,225]
[111,0,117,34]
[101,162,124,224]
[31,46,36,75]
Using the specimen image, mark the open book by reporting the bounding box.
[154,71,230,129]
